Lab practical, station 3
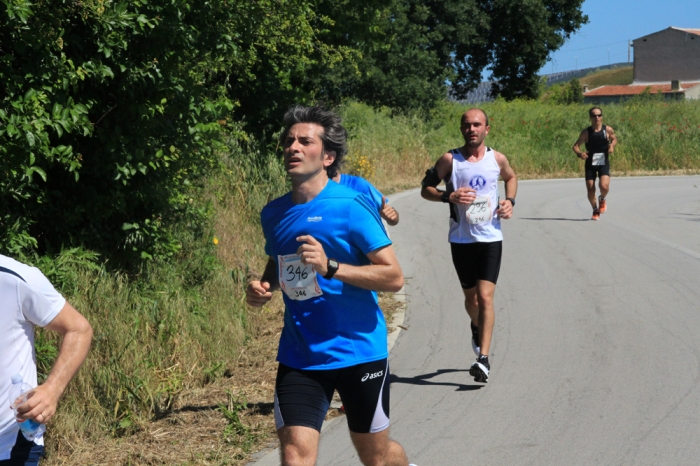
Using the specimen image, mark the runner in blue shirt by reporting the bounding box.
[332,173,399,226]
[246,105,415,466]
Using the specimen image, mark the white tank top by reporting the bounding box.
[447,148,503,243]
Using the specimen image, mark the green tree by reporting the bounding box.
[0,0,331,263]
[546,78,584,104]
[568,78,584,104]
[485,0,588,100]
[303,0,587,110]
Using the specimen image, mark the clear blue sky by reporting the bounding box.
[540,0,700,75]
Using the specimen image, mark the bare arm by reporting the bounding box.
[331,245,403,292]
[16,302,92,424]
[296,236,404,292]
[420,152,453,202]
[380,197,399,226]
[421,150,478,205]
[246,257,279,307]
[572,129,588,159]
[495,151,518,219]
[607,125,617,153]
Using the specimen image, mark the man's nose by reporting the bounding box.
[288,139,302,151]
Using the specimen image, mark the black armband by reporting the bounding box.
[421,166,441,188]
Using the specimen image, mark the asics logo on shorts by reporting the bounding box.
[361,370,383,382]
[469,175,486,191]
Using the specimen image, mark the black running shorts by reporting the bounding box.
[450,241,503,289]
[274,358,390,434]
[584,158,610,181]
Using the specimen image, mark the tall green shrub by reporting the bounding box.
[0,0,327,265]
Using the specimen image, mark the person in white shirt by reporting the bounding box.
[420,108,517,384]
[0,255,92,465]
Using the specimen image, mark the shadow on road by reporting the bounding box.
[674,213,700,222]
[390,369,482,392]
[520,217,589,222]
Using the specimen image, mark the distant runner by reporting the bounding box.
[420,108,517,383]
[572,106,617,220]
[332,172,399,226]
[246,105,416,466]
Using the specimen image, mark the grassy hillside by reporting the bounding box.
[580,66,634,89]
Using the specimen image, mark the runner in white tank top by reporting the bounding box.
[448,147,503,244]
[420,108,518,384]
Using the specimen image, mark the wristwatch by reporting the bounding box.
[324,258,339,279]
[506,197,516,207]
[440,191,450,203]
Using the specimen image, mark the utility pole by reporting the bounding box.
[628,40,631,62]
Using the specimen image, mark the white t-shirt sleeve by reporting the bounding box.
[17,268,66,327]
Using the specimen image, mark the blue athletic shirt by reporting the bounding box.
[338,174,386,211]
[261,180,392,370]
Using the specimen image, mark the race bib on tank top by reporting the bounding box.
[466,196,493,225]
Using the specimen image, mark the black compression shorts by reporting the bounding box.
[450,241,503,289]
[584,159,610,181]
[274,358,390,434]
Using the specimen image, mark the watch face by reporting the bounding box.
[329,259,339,269]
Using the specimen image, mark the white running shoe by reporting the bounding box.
[469,356,490,383]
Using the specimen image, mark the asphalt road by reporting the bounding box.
[311,175,700,466]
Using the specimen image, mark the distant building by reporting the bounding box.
[583,81,700,104]
[584,27,700,103]
[633,27,700,83]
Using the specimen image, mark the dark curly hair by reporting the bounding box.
[280,104,348,178]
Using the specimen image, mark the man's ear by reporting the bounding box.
[323,150,336,168]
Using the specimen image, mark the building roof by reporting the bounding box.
[633,27,700,42]
[584,82,700,97]
[672,27,700,36]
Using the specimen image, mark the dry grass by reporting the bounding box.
[43,301,284,466]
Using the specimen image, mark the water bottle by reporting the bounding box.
[8,374,45,441]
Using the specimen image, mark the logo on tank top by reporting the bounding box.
[307,216,322,222]
[469,175,487,191]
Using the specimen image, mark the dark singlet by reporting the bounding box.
[585,125,609,156]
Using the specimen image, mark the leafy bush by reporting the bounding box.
[0,0,327,266]
[544,78,584,105]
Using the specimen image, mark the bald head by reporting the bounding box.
[460,108,490,148]
[461,108,489,127]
